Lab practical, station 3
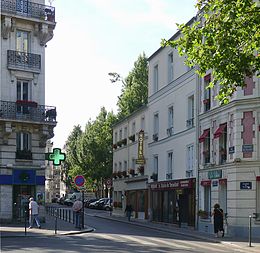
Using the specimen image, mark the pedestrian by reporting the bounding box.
[125,204,133,221]
[28,197,41,229]
[212,203,224,237]
[72,197,83,229]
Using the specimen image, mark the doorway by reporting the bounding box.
[13,185,35,221]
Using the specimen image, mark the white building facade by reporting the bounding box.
[0,0,56,222]
[112,106,149,219]
[147,26,197,227]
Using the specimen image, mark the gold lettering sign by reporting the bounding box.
[136,130,145,164]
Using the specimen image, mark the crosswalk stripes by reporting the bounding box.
[89,233,253,253]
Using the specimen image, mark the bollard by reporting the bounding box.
[24,210,27,236]
[249,215,252,247]
[54,209,58,234]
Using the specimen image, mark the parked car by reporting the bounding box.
[103,199,113,211]
[85,198,99,208]
[57,196,65,205]
[89,198,112,210]
[64,192,82,206]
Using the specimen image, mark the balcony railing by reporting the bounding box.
[16,149,32,160]
[1,0,55,22]
[7,50,41,73]
[0,100,56,123]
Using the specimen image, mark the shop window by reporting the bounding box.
[204,185,211,217]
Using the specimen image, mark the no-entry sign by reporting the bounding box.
[74,175,85,187]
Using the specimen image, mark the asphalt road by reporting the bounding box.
[1,209,252,253]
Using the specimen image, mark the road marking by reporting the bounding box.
[144,237,191,249]
[119,235,157,246]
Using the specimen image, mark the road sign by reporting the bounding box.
[74,175,85,187]
[106,178,112,188]
[46,148,66,166]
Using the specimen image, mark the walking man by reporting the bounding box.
[72,197,83,229]
[28,197,41,229]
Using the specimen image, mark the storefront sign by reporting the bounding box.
[240,182,252,190]
[136,130,145,165]
[229,146,235,154]
[242,144,253,153]
[150,178,195,190]
[208,170,222,179]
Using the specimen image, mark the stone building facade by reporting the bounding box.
[0,0,56,222]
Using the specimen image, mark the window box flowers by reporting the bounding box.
[16,100,38,108]
[128,134,135,142]
[113,144,117,149]
[129,169,135,175]
[112,172,117,179]
[117,171,122,178]
[138,166,144,174]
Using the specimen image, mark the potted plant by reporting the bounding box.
[117,171,122,178]
[150,173,158,181]
[122,138,127,145]
[113,144,117,149]
[129,169,135,175]
[112,172,117,179]
[122,171,127,177]
[128,134,135,142]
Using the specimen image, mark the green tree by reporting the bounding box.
[162,0,260,104]
[109,52,148,119]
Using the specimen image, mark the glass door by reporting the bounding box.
[13,185,35,221]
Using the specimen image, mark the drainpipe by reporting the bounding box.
[195,66,201,230]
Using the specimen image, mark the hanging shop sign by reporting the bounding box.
[208,170,222,179]
[136,130,145,165]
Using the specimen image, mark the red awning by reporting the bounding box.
[214,123,227,139]
[199,129,210,143]
[201,180,211,186]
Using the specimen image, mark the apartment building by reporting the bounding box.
[147,21,197,227]
[0,0,56,222]
[198,71,260,237]
[112,105,149,219]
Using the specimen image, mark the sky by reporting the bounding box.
[45,0,197,149]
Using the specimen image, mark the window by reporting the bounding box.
[153,155,158,180]
[141,116,145,131]
[187,95,194,128]
[114,132,118,143]
[17,80,30,114]
[124,126,127,139]
[153,113,159,141]
[124,161,127,171]
[203,74,211,112]
[132,121,136,135]
[131,158,135,171]
[167,152,173,179]
[16,30,29,53]
[119,162,122,171]
[218,124,227,164]
[153,65,158,93]
[16,132,32,159]
[204,186,211,216]
[168,52,174,82]
[119,129,122,140]
[114,163,117,172]
[186,145,194,177]
[167,106,173,136]
[199,129,210,164]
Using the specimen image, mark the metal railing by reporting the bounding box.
[1,0,55,22]
[7,50,41,72]
[0,100,56,123]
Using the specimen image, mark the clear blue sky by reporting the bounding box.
[45,0,197,148]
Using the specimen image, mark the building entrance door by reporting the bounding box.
[13,185,35,221]
[179,193,189,224]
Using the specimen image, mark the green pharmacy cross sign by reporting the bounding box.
[46,148,66,166]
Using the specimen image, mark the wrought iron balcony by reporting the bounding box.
[7,50,41,73]
[1,0,55,22]
[16,149,32,160]
[0,100,56,123]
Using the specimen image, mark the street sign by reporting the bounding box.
[74,175,85,187]
[46,148,66,166]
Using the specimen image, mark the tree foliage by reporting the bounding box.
[109,52,148,119]
[64,108,117,191]
[162,0,260,104]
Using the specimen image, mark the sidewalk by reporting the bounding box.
[94,212,260,252]
[0,214,93,238]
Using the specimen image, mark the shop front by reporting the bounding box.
[150,178,196,227]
